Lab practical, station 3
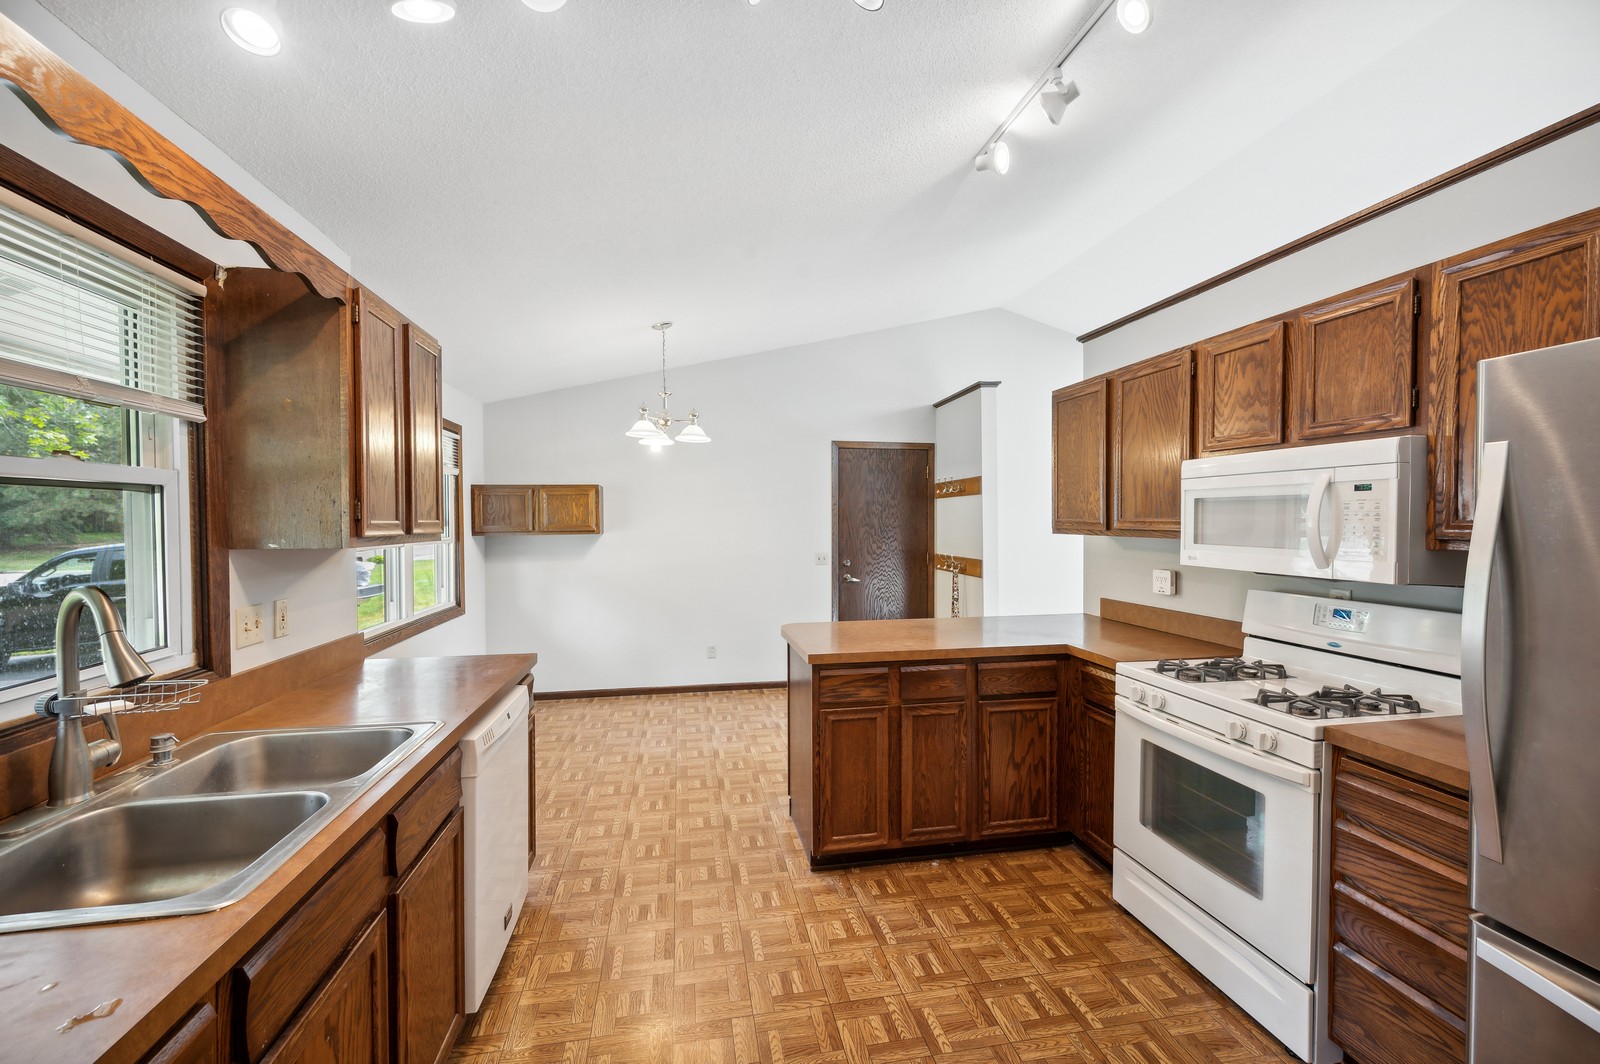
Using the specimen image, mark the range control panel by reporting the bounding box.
[1313,603,1371,633]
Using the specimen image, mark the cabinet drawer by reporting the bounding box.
[817,667,890,706]
[390,749,462,876]
[1079,662,1115,708]
[899,664,967,703]
[1332,881,1468,1018]
[977,660,1059,698]
[237,830,389,1062]
[1335,757,1468,867]
[1330,943,1466,1064]
[1332,821,1469,944]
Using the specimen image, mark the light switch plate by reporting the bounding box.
[814,553,829,566]
[236,604,264,647]
[272,599,289,638]
[1152,569,1177,596]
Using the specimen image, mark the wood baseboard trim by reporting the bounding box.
[538,681,786,701]
[1099,598,1244,652]
[1077,102,1600,343]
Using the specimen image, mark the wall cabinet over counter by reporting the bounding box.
[216,269,445,550]
[471,484,603,535]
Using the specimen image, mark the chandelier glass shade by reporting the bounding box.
[625,322,711,449]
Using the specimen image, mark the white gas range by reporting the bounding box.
[1109,591,1461,1064]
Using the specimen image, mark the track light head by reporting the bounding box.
[974,140,1010,176]
[854,0,884,9]
[1039,76,1080,125]
[1117,0,1152,34]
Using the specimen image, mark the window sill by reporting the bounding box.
[361,603,465,656]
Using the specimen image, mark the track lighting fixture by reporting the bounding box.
[522,0,569,11]
[974,141,1010,175]
[1116,0,1152,34]
[220,8,281,55]
[1038,76,1080,125]
[854,0,885,9]
[391,0,456,23]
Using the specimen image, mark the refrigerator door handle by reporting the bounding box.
[1305,471,1333,570]
[1463,439,1509,863]
[1478,933,1600,1035]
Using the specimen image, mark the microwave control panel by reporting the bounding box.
[1337,483,1387,559]
[1314,603,1372,633]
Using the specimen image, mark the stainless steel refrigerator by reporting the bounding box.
[1464,336,1600,1061]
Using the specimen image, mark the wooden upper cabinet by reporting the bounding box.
[353,288,408,539]
[1111,348,1192,535]
[404,325,445,537]
[1290,277,1419,443]
[471,485,603,535]
[1052,377,1110,534]
[1428,222,1600,544]
[1195,321,1285,455]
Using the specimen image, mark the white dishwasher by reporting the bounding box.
[460,684,531,1013]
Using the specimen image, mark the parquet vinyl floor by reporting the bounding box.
[448,688,1300,1064]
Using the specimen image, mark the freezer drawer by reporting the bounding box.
[1470,917,1600,1063]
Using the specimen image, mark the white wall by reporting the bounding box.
[482,310,1082,692]
[1073,123,1600,622]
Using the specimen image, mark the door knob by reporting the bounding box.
[842,574,862,583]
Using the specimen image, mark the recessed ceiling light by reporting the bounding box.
[1117,0,1152,34]
[220,7,281,56]
[854,0,884,10]
[975,141,1010,176]
[522,0,569,11]
[392,0,457,23]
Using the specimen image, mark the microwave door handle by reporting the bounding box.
[1306,471,1334,570]
[1463,439,1510,863]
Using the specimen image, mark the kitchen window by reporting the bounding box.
[0,192,202,722]
[356,423,463,647]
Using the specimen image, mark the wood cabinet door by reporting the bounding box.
[536,485,602,534]
[1429,223,1600,544]
[1292,277,1418,442]
[141,999,221,1064]
[816,705,893,854]
[404,325,444,537]
[1052,377,1109,533]
[899,701,968,844]
[353,288,407,538]
[471,485,535,534]
[391,810,465,1064]
[1111,349,1192,534]
[1077,701,1115,864]
[1195,321,1285,455]
[261,915,389,1064]
[976,697,1056,837]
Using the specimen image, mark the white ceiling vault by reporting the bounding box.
[21,0,1600,400]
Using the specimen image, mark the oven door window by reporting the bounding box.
[1140,740,1265,898]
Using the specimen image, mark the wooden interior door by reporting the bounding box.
[832,442,933,621]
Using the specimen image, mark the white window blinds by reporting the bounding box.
[0,193,206,421]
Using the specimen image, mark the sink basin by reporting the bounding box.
[0,720,439,933]
[134,726,421,798]
[0,792,328,920]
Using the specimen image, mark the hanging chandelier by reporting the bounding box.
[625,321,711,448]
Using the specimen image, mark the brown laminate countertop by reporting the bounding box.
[0,652,535,1064]
[781,614,1240,670]
[1326,715,1470,793]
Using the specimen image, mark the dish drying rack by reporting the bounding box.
[39,678,208,718]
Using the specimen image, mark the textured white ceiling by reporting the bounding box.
[25,0,1575,400]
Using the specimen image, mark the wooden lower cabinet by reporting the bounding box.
[976,697,1056,836]
[262,915,389,1064]
[140,999,223,1064]
[1328,751,1469,1064]
[817,704,894,854]
[1075,701,1116,864]
[391,809,466,1064]
[900,701,968,843]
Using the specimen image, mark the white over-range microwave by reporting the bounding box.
[1179,435,1466,586]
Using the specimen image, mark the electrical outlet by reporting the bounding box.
[236,604,264,648]
[814,552,829,566]
[1152,569,1177,596]
[273,599,289,638]
[706,645,717,659]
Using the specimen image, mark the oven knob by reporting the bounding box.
[1129,685,1147,704]
[1256,730,1279,753]
[1226,721,1248,742]
[1149,691,1166,710]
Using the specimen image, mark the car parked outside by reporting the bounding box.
[0,544,126,668]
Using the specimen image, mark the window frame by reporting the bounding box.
[362,418,466,654]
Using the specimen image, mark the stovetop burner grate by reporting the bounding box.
[1155,657,1290,683]
[1249,683,1427,719]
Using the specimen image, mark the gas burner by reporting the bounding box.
[1251,687,1300,707]
[1352,689,1424,715]
[1156,657,1290,683]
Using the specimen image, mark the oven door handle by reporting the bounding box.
[1116,699,1320,791]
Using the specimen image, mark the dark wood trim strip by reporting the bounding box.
[934,475,981,498]
[0,13,350,301]
[932,381,1001,408]
[539,681,786,701]
[1098,598,1245,651]
[363,604,466,656]
[933,554,984,579]
[1077,103,1600,343]
[200,274,231,679]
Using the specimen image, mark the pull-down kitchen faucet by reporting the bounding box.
[35,586,154,807]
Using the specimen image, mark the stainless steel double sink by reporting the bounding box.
[0,722,439,933]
